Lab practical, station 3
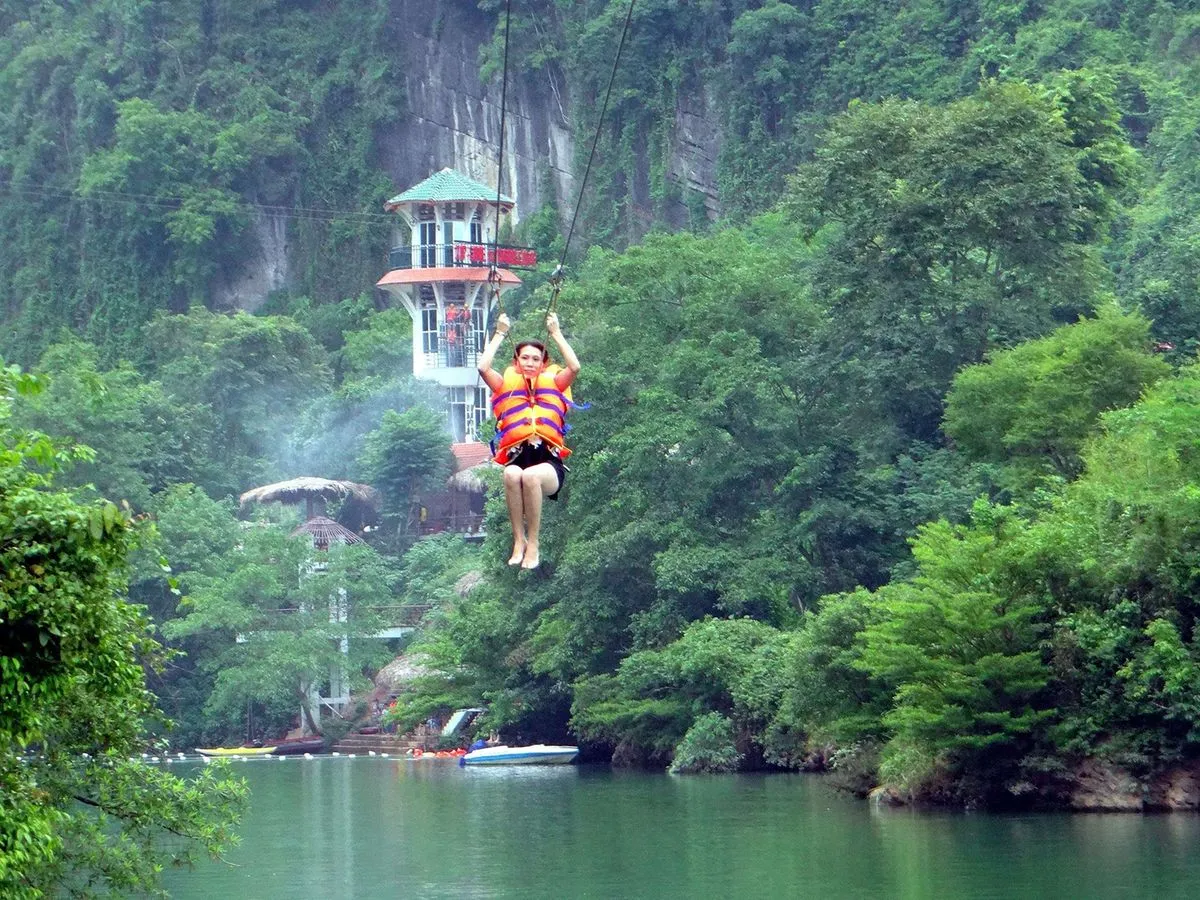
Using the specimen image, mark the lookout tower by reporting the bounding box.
[375,168,536,443]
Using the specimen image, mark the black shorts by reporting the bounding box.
[506,442,565,500]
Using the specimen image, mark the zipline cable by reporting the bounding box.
[474,0,516,428]
[487,0,515,318]
[0,179,399,226]
[545,0,637,317]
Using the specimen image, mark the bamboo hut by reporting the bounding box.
[291,515,363,550]
[239,477,380,528]
[418,444,491,538]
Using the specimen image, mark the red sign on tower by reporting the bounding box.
[453,243,538,268]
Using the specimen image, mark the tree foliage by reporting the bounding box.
[571,617,785,764]
[7,0,1200,811]
[944,305,1169,489]
[788,75,1136,442]
[356,406,456,552]
[1032,363,1200,766]
[0,363,244,898]
[139,308,331,496]
[10,338,221,511]
[0,0,403,363]
[853,504,1055,799]
[164,523,396,738]
[669,712,743,774]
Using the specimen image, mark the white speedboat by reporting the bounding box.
[460,744,579,766]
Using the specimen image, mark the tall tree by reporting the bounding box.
[789,75,1136,441]
[944,305,1169,490]
[164,525,397,738]
[852,504,1055,802]
[1033,362,1200,765]
[0,363,244,898]
[356,405,455,552]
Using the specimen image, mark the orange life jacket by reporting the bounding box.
[491,365,573,464]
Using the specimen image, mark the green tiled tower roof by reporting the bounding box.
[385,168,513,208]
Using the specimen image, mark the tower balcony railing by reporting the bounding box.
[388,242,538,271]
[427,344,482,369]
[421,324,486,369]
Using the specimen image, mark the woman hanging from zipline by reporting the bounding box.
[477,310,581,570]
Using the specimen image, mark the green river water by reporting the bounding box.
[160,756,1200,899]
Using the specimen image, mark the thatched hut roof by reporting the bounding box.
[372,654,434,700]
[455,571,484,597]
[446,465,490,493]
[445,444,496,494]
[239,477,380,509]
[291,516,363,550]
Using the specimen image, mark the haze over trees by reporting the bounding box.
[4,5,1200,861]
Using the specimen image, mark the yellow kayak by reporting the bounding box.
[195,746,278,757]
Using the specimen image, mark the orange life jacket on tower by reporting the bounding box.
[491,365,573,465]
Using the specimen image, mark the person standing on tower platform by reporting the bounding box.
[445,303,467,366]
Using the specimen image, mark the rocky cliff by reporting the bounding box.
[376,0,722,227]
[221,0,722,310]
[374,0,576,228]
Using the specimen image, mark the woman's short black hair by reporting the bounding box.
[513,340,548,361]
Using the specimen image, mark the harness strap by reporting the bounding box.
[492,388,526,404]
[498,401,532,417]
[495,419,528,439]
[535,418,565,436]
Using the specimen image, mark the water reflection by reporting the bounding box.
[163,759,1200,899]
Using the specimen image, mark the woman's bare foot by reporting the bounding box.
[520,546,540,570]
[507,541,526,566]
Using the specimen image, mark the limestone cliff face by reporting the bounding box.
[220,0,722,309]
[374,0,576,230]
[376,0,722,229]
[670,84,722,222]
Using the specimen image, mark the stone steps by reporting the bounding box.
[331,733,427,754]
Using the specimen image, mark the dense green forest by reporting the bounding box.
[0,366,244,898]
[8,7,1200,887]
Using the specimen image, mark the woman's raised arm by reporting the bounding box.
[477,312,511,391]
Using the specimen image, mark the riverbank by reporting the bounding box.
[856,758,1200,812]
